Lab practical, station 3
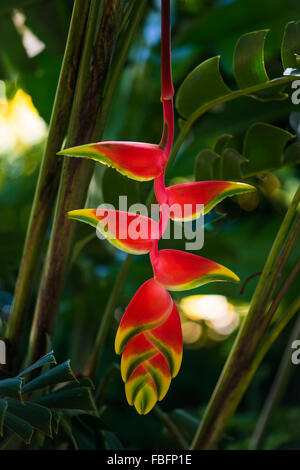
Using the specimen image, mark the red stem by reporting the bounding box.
[151,0,174,266]
[161,0,174,101]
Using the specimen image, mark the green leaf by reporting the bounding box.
[63,376,95,390]
[4,411,34,444]
[0,1,39,12]
[282,21,300,70]
[175,25,296,127]
[71,414,107,450]
[0,398,8,436]
[233,30,269,89]
[0,17,31,81]
[18,350,56,377]
[32,387,97,412]
[214,134,234,155]
[221,148,248,180]
[171,409,199,442]
[103,431,124,450]
[60,416,79,450]
[233,30,286,101]
[283,142,300,166]
[0,377,22,400]
[50,410,61,435]
[194,149,220,181]
[176,56,231,118]
[22,360,77,394]
[195,124,298,182]
[242,123,293,176]
[5,398,52,437]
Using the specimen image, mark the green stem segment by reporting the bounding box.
[249,313,300,450]
[153,406,188,450]
[84,255,132,378]
[6,0,91,368]
[190,186,300,450]
[27,0,124,366]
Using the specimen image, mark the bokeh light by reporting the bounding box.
[0,86,47,158]
[179,294,247,345]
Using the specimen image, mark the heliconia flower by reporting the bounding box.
[152,249,240,291]
[115,279,182,414]
[164,181,255,221]
[68,209,159,255]
[58,141,167,182]
[58,0,253,415]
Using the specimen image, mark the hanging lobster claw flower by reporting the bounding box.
[165,181,255,221]
[68,209,159,255]
[58,141,166,182]
[152,249,240,291]
[115,279,183,414]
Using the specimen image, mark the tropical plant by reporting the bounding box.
[58,0,255,415]
[0,0,299,451]
[0,351,98,448]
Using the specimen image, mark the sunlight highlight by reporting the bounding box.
[180,294,241,341]
[0,87,47,157]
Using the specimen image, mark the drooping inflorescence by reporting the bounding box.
[59,0,255,414]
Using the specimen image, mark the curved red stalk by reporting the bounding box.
[152,0,174,265]
[160,0,174,101]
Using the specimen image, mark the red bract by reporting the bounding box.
[68,209,159,255]
[58,141,166,182]
[152,249,240,291]
[115,279,182,415]
[60,0,255,414]
[164,181,255,220]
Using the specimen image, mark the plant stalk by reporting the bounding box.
[84,254,132,378]
[153,406,188,450]
[27,0,124,366]
[249,313,300,450]
[6,0,91,369]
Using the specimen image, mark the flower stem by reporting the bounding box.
[26,0,125,366]
[160,0,174,101]
[153,406,189,450]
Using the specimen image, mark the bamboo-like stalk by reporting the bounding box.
[79,0,147,379]
[95,0,147,145]
[26,0,125,366]
[83,0,169,379]
[249,313,300,450]
[6,0,91,369]
[190,186,300,450]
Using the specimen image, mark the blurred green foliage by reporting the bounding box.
[0,0,300,449]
